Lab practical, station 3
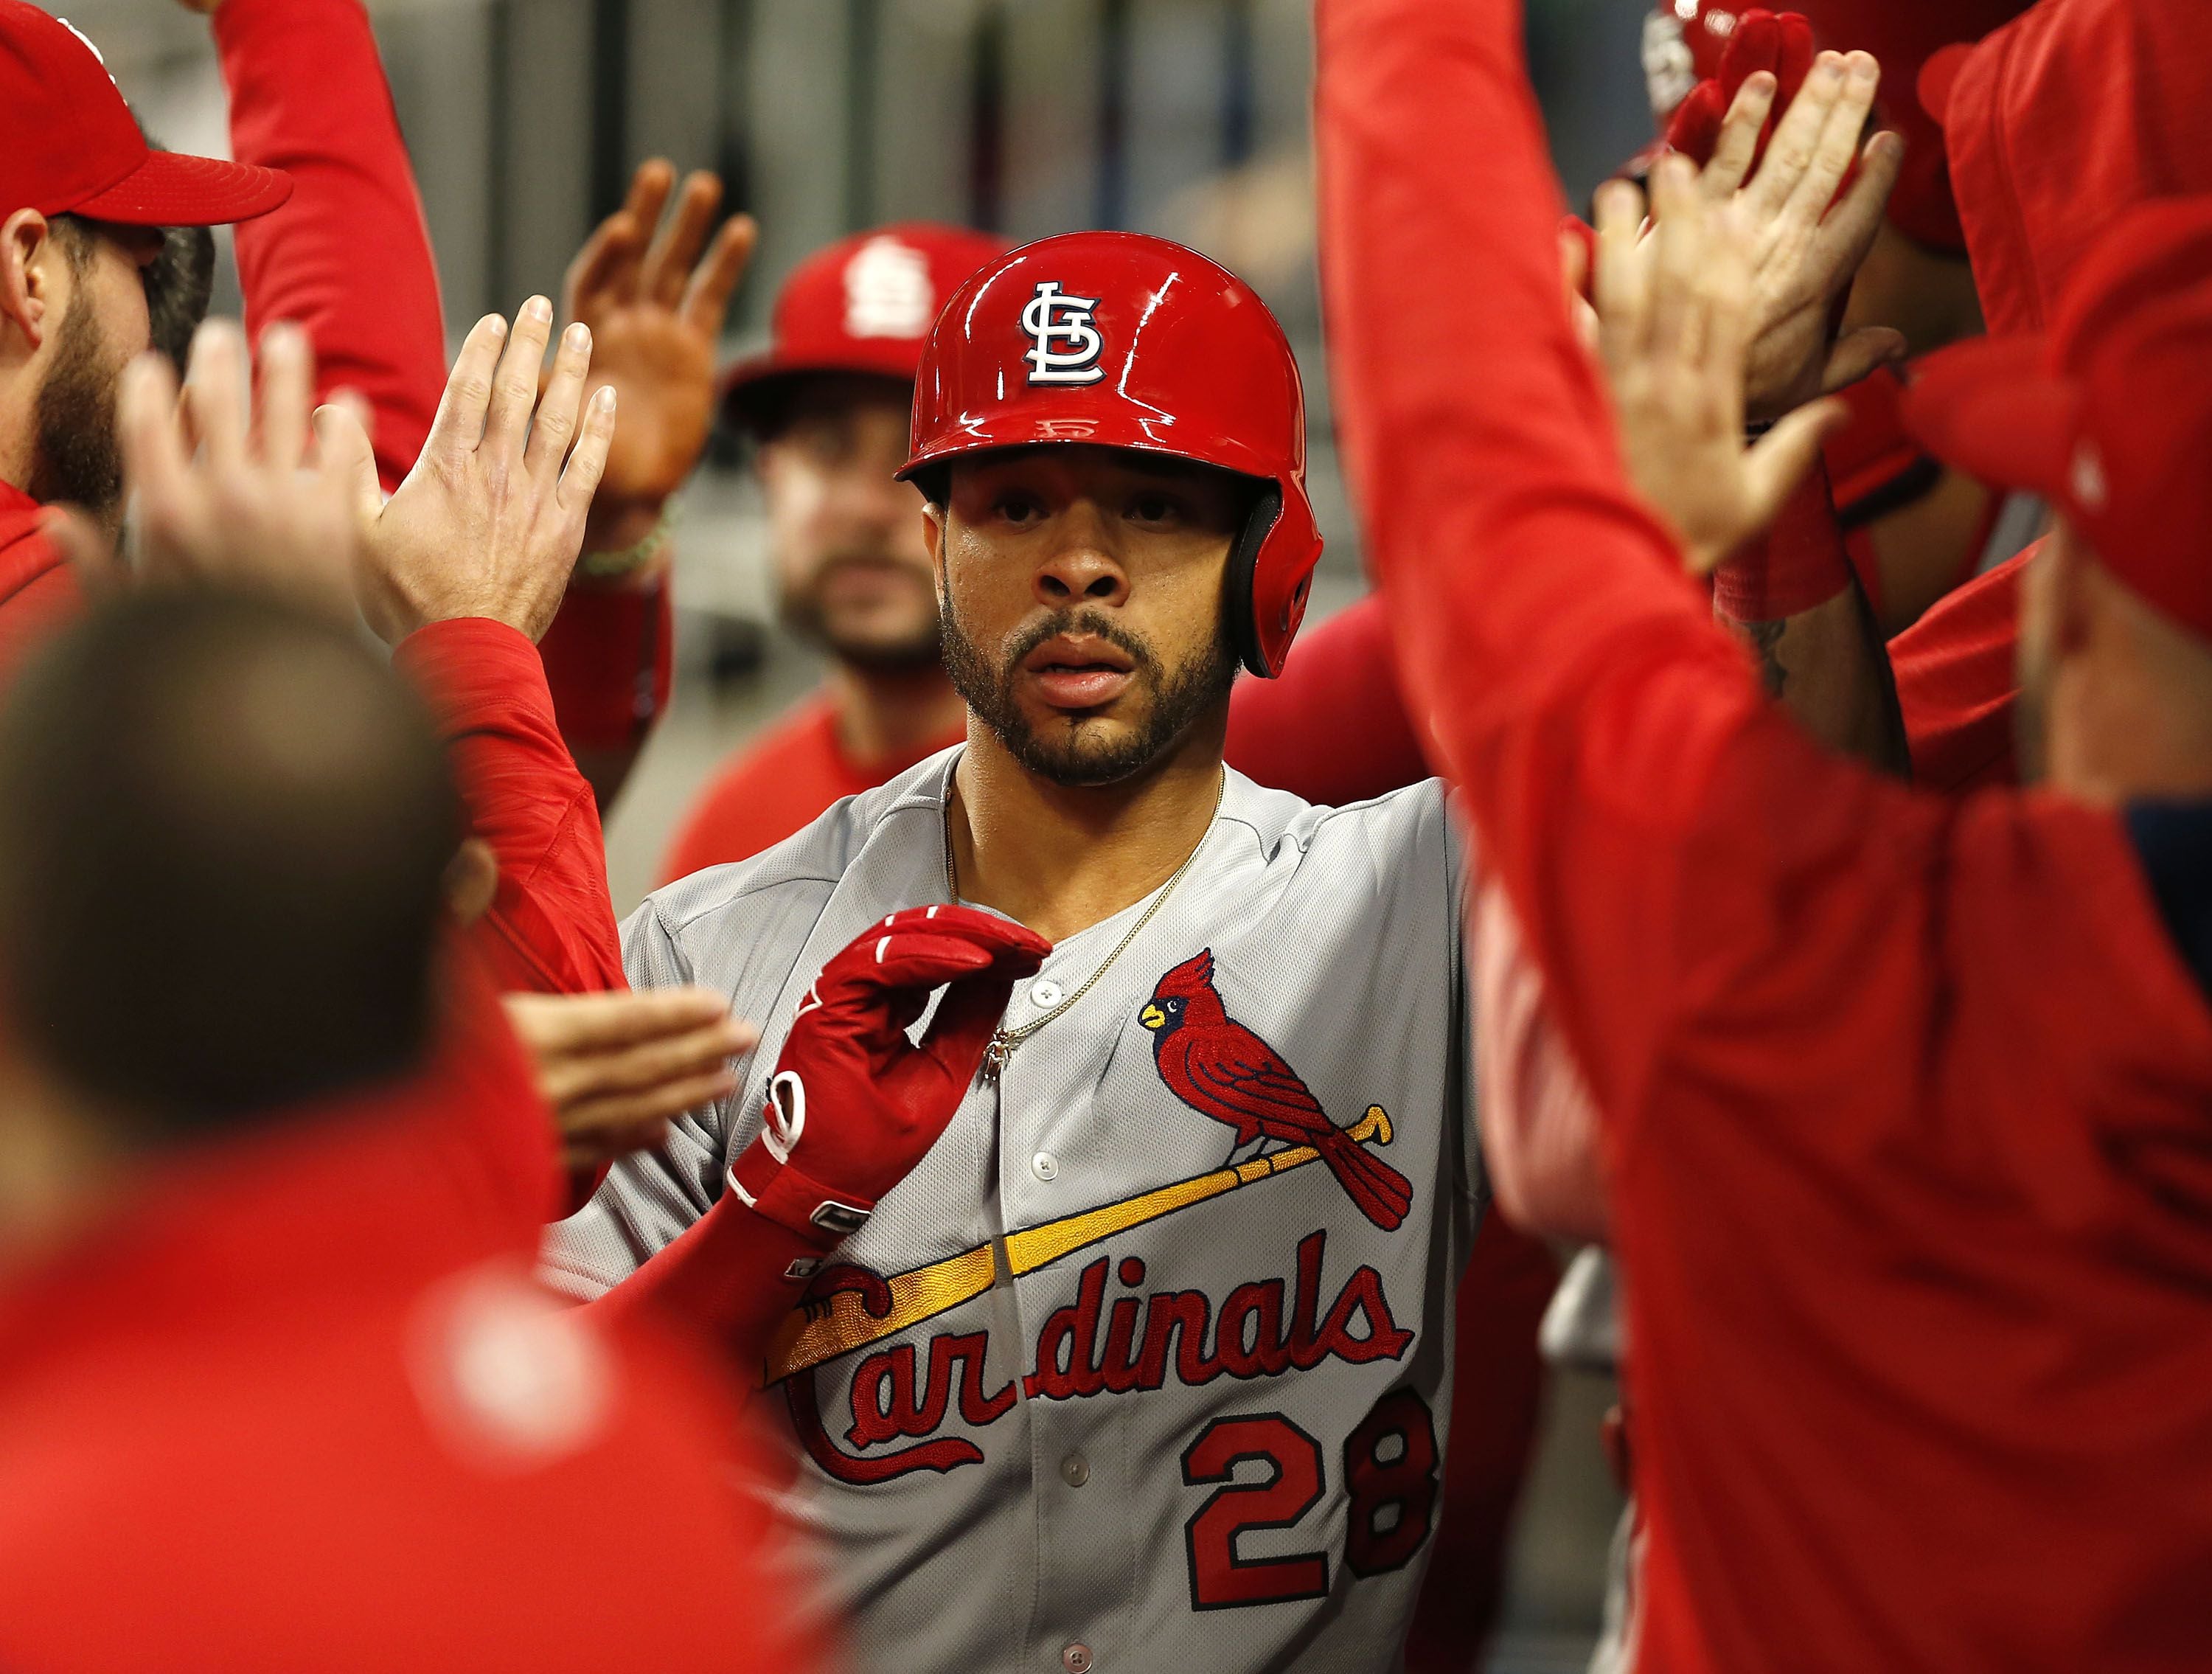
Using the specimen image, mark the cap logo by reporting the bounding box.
[844,236,937,339]
[1641,12,1694,122]
[1021,282,1105,386]
[2070,440,2109,513]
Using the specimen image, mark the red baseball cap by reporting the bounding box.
[1,0,291,227]
[1902,198,2212,641]
[718,222,1006,435]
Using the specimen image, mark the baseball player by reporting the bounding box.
[1321,0,2212,1669]
[661,223,1006,877]
[518,229,1487,1672]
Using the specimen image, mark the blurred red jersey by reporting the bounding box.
[0,1041,817,1674]
[662,690,962,881]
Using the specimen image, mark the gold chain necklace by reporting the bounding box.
[945,771,1225,1082]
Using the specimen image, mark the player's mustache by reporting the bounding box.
[999,608,1161,683]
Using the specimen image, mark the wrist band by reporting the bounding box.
[1712,456,1851,622]
[577,502,675,581]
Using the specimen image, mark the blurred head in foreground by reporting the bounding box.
[0,591,460,1245]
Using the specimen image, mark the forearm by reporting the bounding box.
[1712,459,1908,772]
[215,0,445,491]
[535,572,674,809]
[394,619,627,995]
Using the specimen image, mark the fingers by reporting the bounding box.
[1699,71,1775,201]
[1724,399,1848,576]
[425,313,509,457]
[116,352,189,518]
[526,321,594,482]
[680,212,757,337]
[1783,52,1881,229]
[184,319,250,473]
[1592,178,1651,375]
[507,986,737,1057]
[313,399,384,527]
[482,296,555,457]
[641,170,723,308]
[554,384,617,520]
[540,1013,752,1108]
[1665,78,1727,167]
[1820,327,1909,395]
[1646,156,1709,369]
[918,970,1026,1080]
[1698,204,1760,428]
[253,322,316,476]
[562,160,671,315]
[1743,51,1846,220]
[1810,127,1904,279]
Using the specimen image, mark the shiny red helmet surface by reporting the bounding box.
[900,231,1323,678]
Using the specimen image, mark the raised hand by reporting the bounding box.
[42,319,363,620]
[1656,44,1906,420]
[1595,155,1841,576]
[561,160,757,555]
[503,986,757,1175]
[333,297,615,644]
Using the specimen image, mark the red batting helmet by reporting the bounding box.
[720,223,1007,434]
[1640,1,2032,252]
[898,231,1321,679]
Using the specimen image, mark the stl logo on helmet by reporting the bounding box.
[1020,281,1105,386]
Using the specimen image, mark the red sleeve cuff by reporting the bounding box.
[393,617,560,739]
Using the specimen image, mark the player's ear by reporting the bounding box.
[0,209,63,347]
[921,501,946,586]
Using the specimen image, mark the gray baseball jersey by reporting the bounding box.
[543,749,1481,1674]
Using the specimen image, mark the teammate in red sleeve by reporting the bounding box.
[0,0,289,684]
[1321,1,2212,1665]
[661,223,1004,878]
[1879,0,2212,794]
[0,592,814,1674]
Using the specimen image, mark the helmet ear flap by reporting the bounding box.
[1224,483,1282,678]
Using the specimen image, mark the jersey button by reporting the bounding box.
[1032,1151,1060,1182]
[1061,1645,1094,1674]
[1029,977,1065,1009]
[1060,1452,1090,1487]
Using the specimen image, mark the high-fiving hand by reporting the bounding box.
[1676,47,1905,418]
[1593,154,1842,576]
[331,297,615,645]
[41,319,364,620]
[561,160,756,557]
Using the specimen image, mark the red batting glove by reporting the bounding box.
[1666,9,1818,174]
[728,905,1051,1251]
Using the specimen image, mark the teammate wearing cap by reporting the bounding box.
[660,223,1005,877]
[490,227,1529,1673]
[1323,0,2212,1662]
[0,0,292,675]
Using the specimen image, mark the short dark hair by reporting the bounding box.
[0,593,463,1144]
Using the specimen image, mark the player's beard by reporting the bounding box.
[27,288,125,521]
[782,553,945,674]
[941,596,1237,788]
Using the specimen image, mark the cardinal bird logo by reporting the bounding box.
[1139,949,1413,1232]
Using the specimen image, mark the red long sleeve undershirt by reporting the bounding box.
[215,0,445,495]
